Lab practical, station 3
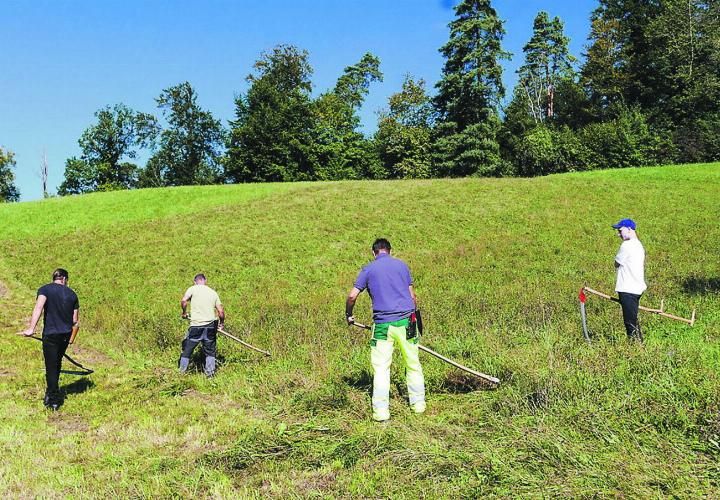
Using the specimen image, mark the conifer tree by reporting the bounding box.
[433,0,510,177]
[516,11,576,123]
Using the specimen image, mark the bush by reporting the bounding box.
[514,125,591,176]
[673,113,720,163]
[579,107,675,169]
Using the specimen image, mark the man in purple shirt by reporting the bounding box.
[346,238,425,422]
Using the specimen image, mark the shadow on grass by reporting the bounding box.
[440,371,499,394]
[62,378,94,396]
[184,353,227,373]
[682,276,720,295]
[342,370,372,395]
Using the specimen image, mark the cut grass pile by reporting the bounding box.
[0,163,719,496]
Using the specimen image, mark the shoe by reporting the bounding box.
[44,403,60,412]
[372,412,390,422]
[411,401,426,414]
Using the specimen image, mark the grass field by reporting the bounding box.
[1,163,719,497]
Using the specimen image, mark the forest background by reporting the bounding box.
[1,0,719,201]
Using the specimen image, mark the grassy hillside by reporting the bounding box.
[1,163,719,497]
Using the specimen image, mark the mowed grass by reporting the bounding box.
[0,163,719,497]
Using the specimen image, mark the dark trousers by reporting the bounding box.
[42,333,71,404]
[179,324,217,376]
[618,292,643,341]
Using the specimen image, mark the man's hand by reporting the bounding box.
[346,315,355,325]
[17,328,35,337]
[181,312,189,319]
[218,322,225,331]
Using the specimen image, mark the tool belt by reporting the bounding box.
[407,309,423,340]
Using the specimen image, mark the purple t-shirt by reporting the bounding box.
[354,253,414,323]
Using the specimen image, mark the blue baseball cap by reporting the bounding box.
[612,218,636,230]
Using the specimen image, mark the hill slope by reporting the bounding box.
[1,164,719,496]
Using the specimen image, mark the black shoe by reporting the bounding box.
[44,403,60,411]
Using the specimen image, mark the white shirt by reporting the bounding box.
[615,238,647,295]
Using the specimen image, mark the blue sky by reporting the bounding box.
[1,0,598,200]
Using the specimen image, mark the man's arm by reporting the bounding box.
[73,308,79,326]
[409,285,417,307]
[180,291,192,319]
[216,304,225,329]
[18,295,47,336]
[345,287,361,324]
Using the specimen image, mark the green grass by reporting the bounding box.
[1,163,719,496]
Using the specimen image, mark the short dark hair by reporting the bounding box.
[52,268,69,281]
[194,273,206,282]
[372,238,391,254]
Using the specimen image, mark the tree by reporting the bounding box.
[0,146,20,202]
[434,0,511,177]
[647,0,720,124]
[38,149,49,198]
[375,76,435,178]
[59,104,159,194]
[310,52,384,180]
[580,0,720,160]
[143,82,225,187]
[581,1,663,118]
[224,45,316,183]
[501,11,587,170]
[516,12,576,123]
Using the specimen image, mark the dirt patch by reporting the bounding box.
[0,281,7,298]
[0,367,15,378]
[49,413,90,435]
[292,471,337,496]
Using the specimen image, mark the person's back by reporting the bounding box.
[185,284,221,327]
[38,282,79,335]
[360,253,415,323]
[180,274,225,377]
[346,238,424,422]
[20,268,80,411]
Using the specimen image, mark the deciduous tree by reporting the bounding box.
[59,104,158,194]
[0,146,20,202]
[225,45,315,182]
[375,76,435,178]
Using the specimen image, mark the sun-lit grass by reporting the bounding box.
[1,163,719,496]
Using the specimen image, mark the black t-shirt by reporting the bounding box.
[37,283,79,335]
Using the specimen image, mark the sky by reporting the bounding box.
[0,0,598,201]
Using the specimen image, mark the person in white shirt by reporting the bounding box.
[612,219,647,341]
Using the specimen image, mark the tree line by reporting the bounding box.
[1,0,718,201]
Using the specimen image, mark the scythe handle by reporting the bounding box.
[582,286,695,325]
[349,322,499,385]
[217,328,271,356]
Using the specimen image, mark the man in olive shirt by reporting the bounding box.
[19,268,79,411]
[179,273,225,377]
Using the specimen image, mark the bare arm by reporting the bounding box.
[409,285,417,307]
[180,291,192,318]
[19,295,47,336]
[216,304,225,328]
[345,287,361,324]
[73,308,79,326]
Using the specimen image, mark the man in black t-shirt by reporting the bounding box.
[19,268,80,410]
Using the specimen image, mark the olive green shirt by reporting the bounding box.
[185,285,222,326]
